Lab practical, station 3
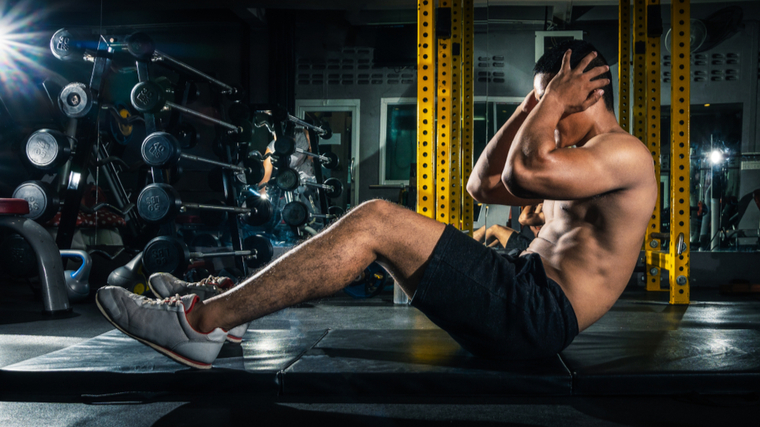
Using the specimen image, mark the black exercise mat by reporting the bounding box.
[562,327,760,395]
[1,328,327,401]
[282,329,573,396]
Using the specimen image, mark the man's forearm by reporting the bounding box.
[467,107,530,201]
[506,98,564,179]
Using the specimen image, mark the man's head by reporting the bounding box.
[533,39,614,112]
[533,40,615,147]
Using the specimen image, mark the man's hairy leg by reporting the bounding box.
[187,199,446,333]
[485,224,515,248]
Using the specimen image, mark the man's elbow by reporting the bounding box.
[501,167,530,199]
[466,176,487,203]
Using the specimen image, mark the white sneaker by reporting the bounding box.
[148,273,249,343]
[96,286,226,369]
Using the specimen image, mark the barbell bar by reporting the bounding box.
[142,235,273,275]
[136,183,272,226]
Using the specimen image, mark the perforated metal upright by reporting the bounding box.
[667,0,691,304]
[417,0,436,218]
[644,0,691,305]
[436,0,454,224]
[447,0,463,228]
[460,0,474,233]
[618,0,631,132]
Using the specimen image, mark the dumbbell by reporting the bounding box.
[59,82,94,118]
[142,235,273,275]
[131,81,250,140]
[50,29,243,100]
[25,129,72,171]
[140,132,264,184]
[136,183,273,226]
[256,110,332,139]
[274,136,339,169]
[275,168,343,198]
[49,28,96,62]
[12,181,60,222]
[281,201,338,227]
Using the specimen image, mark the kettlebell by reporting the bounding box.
[107,252,149,295]
[60,249,92,302]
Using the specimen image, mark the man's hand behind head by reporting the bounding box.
[542,50,610,116]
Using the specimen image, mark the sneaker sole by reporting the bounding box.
[226,335,243,344]
[95,297,213,370]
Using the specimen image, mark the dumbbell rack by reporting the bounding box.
[127,33,254,276]
[54,34,140,250]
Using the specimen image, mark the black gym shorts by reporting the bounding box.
[411,225,579,360]
[504,228,533,252]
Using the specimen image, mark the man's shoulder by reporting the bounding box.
[587,130,651,163]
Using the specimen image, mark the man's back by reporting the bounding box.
[523,130,657,331]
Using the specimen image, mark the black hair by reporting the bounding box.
[533,39,614,112]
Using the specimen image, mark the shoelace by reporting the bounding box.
[195,276,234,292]
[146,294,184,307]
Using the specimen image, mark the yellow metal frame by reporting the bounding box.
[460,0,474,233]
[417,0,435,218]
[667,0,691,304]
[436,0,454,224]
[618,0,631,132]
[447,0,462,228]
[642,0,691,304]
[644,0,663,292]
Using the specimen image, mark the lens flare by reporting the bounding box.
[0,0,56,95]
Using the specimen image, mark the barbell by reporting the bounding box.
[275,168,343,199]
[281,201,337,227]
[131,81,250,141]
[140,132,264,184]
[50,29,243,100]
[273,136,338,169]
[136,183,273,226]
[142,234,273,275]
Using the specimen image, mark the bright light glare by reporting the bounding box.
[709,150,724,165]
[0,0,55,94]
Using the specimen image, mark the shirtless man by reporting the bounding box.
[473,203,544,249]
[96,40,657,369]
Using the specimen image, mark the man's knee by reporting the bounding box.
[348,199,398,222]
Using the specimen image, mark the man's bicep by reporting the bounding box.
[507,138,640,200]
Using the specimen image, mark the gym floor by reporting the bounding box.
[0,279,758,427]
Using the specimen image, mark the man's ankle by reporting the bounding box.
[186,301,216,334]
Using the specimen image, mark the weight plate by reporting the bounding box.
[131,81,165,114]
[276,168,300,192]
[282,201,309,227]
[12,180,58,222]
[244,196,273,226]
[142,236,185,275]
[322,151,339,170]
[141,131,180,167]
[136,183,180,224]
[126,32,156,60]
[324,177,343,199]
[243,155,265,185]
[25,129,70,170]
[243,235,273,268]
[274,136,296,156]
[50,28,85,61]
[58,82,93,118]
[320,123,333,140]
